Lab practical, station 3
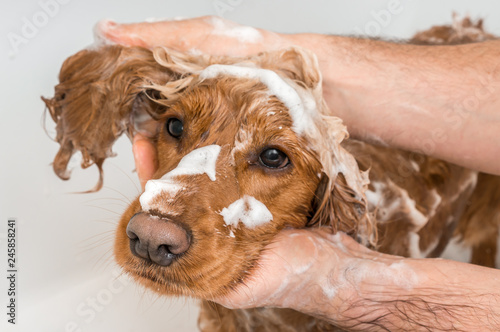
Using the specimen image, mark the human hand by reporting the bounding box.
[211,227,402,319]
[212,228,359,310]
[96,16,291,57]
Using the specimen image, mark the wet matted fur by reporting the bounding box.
[43,17,500,331]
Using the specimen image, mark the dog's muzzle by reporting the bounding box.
[126,212,191,266]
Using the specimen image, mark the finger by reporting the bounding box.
[95,19,150,47]
[96,18,202,49]
[94,16,268,56]
[132,134,158,190]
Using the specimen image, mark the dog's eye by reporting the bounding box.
[259,148,289,168]
[166,118,184,138]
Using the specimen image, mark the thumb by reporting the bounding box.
[133,134,158,190]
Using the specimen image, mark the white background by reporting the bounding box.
[1,1,499,331]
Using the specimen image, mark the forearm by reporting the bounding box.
[286,33,500,175]
[213,229,500,331]
[285,241,500,331]
[366,258,500,331]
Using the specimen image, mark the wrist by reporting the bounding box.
[272,231,386,325]
[335,256,500,331]
[276,231,418,329]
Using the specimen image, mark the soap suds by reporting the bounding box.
[209,16,262,43]
[165,145,220,181]
[365,180,428,230]
[323,259,419,299]
[144,17,170,22]
[410,160,420,171]
[399,188,427,230]
[220,195,273,229]
[427,189,442,219]
[328,232,348,253]
[199,64,316,135]
[91,19,117,49]
[365,181,384,208]
[140,145,221,211]
[407,232,422,258]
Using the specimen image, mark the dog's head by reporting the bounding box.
[44,45,374,299]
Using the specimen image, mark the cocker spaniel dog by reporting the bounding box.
[43,17,500,331]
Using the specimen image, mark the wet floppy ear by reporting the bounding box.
[307,115,377,247]
[42,45,174,192]
[257,47,322,90]
[309,172,374,245]
[42,48,110,192]
[42,94,75,182]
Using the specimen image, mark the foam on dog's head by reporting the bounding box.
[199,64,315,135]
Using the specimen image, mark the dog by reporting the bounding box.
[43,17,500,331]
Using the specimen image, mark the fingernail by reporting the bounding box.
[93,19,120,45]
[100,19,118,30]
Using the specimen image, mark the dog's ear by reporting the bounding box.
[42,45,177,191]
[309,171,375,246]
[254,47,322,91]
[306,114,376,247]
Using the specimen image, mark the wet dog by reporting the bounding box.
[43,17,500,331]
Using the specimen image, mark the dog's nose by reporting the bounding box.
[126,212,191,266]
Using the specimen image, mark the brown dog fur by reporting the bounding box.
[43,17,500,331]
